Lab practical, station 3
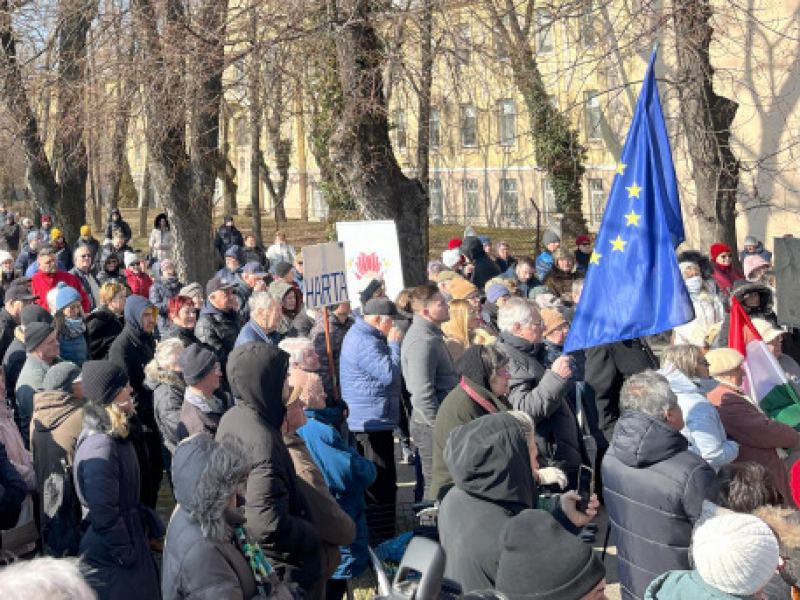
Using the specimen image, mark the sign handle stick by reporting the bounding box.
[322,306,339,401]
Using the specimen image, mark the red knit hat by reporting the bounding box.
[576,235,591,246]
[448,238,463,250]
[710,243,731,261]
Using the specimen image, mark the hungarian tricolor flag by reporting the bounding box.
[729,296,800,428]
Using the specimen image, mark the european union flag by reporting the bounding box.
[563,51,694,353]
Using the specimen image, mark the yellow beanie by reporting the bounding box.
[50,228,62,240]
[80,225,91,236]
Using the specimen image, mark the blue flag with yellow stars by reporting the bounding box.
[564,51,694,353]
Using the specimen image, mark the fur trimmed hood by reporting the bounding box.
[144,363,185,390]
[172,433,250,542]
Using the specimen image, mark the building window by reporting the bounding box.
[429,108,440,150]
[456,24,471,66]
[235,116,248,147]
[430,178,443,223]
[463,179,480,218]
[500,178,519,221]
[498,99,515,147]
[535,9,554,54]
[393,110,407,151]
[585,90,602,141]
[542,179,556,213]
[461,105,477,148]
[589,178,605,225]
[312,183,327,219]
[494,17,510,60]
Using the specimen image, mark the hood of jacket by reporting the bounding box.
[32,390,83,432]
[731,280,773,315]
[462,236,487,261]
[227,342,290,430]
[611,410,690,468]
[81,400,115,437]
[172,433,250,542]
[123,294,154,333]
[445,412,537,513]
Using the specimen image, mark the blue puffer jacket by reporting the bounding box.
[340,318,401,432]
[298,408,376,579]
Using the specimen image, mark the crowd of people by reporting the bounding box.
[0,208,797,600]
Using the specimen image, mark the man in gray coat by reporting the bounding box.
[495,298,577,480]
[401,284,459,499]
[16,322,61,448]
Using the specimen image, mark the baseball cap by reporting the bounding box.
[206,277,236,296]
[363,298,399,317]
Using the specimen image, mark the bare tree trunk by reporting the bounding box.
[327,0,429,285]
[132,0,224,282]
[673,0,740,256]
[415,0,434,194]
[248,12,263,246]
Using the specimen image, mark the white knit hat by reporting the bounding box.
[442,247,462,269]
[124,251,139,269]
[692,513,779,596]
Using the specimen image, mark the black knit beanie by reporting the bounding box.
[455,345,493,390]
[81,361,129,407]
[495,509,605,599]
[178,344,218,386]
[24,322,54,352]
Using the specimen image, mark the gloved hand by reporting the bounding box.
[537,467,568,489]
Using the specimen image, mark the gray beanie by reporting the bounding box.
[25,322,54,352]
[43,361,82,393]
[542,230,561,246]
[743,235,758,247]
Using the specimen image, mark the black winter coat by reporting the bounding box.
[438,412,573,592]
[74,404,163,600]
[602,411,718,600]
[0,440,26,529]
[311,310,354,401]
[0,307,17,360]
[463,236,501,291]
[147,370,185,455]
[1,222,19,251]
[243,245,269,269]
[214,225,244,259]
[161,324,201,348]
[216,343,321,591]
[85,308,124,360]
[584,338,659,441]
[104,214,132,242]
[195,301,241,372]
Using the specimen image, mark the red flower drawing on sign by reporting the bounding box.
[353,251,385,280]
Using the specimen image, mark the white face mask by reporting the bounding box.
[685,275,703,294]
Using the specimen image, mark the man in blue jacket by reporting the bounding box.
[340,297,403,544]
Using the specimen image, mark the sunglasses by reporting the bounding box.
[580,242,591,246]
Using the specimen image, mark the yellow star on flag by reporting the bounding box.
[624,210,641,227]
[590,251,602,265]
[610,236,627,252]
[616,162,627,175]
[626,182,642,198]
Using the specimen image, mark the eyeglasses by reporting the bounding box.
[579,242,591,246]
[530,320,545,327]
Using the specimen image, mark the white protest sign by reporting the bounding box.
[336,220,404,308]
[301,242,349,309]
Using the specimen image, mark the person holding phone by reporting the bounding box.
[438,410,599,592]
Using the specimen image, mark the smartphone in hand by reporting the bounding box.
[576,464,594,512]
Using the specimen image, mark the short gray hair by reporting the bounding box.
[498,297,537,333]
[0,556,97,599]
[620,370,678,419]
[278,337,315,366]
[248,291,279,314]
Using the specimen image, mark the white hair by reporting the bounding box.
[278,337,315,366]
[0,557,97,599]
[497,297,537,333]
[247,291,279,314]
[620,370,678,418]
